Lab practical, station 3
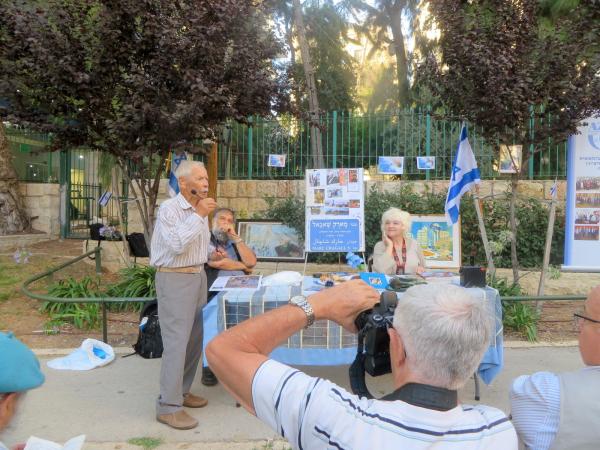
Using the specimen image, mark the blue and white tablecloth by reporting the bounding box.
[202,277,503,384]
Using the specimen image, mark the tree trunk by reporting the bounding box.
[386,0,410,106]
[0,124,31,235]
[509,173,519,283]
[292,0,324,169]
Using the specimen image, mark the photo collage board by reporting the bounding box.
[305,168,365,252]
[564,118,600,270]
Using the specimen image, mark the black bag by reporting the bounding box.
[127,233,150,258]
[131,301,163,358]
[89,223,104,241]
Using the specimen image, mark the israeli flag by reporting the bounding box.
[168,152,187,197]
[445,124,481,225]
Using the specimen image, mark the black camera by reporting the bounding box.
[350,291,398,398]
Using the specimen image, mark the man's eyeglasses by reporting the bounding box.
[573,313,600,331]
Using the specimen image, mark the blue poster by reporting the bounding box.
[309,219,361,252]
[564,118,600,271]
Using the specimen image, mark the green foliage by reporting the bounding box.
[488,276,538,341]
[487,275,523,297]
[105,264,156,312]
[503,302,539,342]
[41,265,157,328]
[127,437,163,450]
[42,277,102,329]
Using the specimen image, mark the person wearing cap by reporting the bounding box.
[510,285,600,449]
[150,160,217,430]
[0,332,45,449]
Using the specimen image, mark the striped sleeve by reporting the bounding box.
[157,204,205,255]
[252,360,323,450]
[509,371,560,450]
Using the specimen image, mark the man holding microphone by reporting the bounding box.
[150,160,217,430]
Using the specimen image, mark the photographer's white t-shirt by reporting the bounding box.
[252,360,517,450]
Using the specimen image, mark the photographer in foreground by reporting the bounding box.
[206,281,516,449]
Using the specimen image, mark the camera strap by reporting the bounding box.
[381,383,458,411]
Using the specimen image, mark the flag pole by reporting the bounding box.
[472,185,495,278]
[537,181,558,312]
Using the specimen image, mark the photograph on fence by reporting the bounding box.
[267,154,286,168]
[409,215,461,268]
[417,156,436,170]
[498,144,522,173]
[237,220,305,261]
[377,156,404,174]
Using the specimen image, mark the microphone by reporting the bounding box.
[191,189,198,196]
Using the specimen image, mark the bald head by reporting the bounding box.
[586,285,600,316]
[579,285,600,366]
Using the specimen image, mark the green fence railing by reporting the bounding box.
[21,247,154,343]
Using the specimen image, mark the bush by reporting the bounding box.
[105,264,156,312]
[43,277,102,329]
[488,275,538,342]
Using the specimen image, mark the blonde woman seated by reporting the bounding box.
[372,207,426,275]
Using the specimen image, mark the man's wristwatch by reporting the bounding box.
[289,295,315,328]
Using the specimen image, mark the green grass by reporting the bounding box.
[127,437,163,450]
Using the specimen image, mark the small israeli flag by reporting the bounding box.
[550,178,558,199]
[168,152,187,197]
[445,123,481,225]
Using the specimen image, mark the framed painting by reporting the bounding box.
[237,220,305,262]
[409,215,461,269]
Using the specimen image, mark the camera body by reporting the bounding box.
[354,291,398,377]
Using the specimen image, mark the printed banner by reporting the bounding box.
[564,118,600,271]
[305,169,364,252]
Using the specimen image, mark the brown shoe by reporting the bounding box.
[157,410,198,430]
[183,393,208,408]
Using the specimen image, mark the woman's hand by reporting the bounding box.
[383,233,393,248]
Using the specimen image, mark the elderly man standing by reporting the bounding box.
[207,282,517,449]
[150,160,217,430]
[0,332,45,449]
[510,285,600,449]
[201,207,257,386]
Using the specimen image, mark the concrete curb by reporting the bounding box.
[31,341,578,357]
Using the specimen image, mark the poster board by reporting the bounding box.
[563,118,600,271]
[305,168,365,252]
[237,220,304,262]
[410,215,461,269]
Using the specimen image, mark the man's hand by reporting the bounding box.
[209,249,227,261]
[194,197,217,217]
[309,280,380,333]
[226,227,242,242]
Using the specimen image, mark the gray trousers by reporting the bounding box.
[155,271,207,415]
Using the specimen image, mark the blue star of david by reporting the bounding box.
[452,165,461,181]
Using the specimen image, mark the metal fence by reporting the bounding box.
[7,109,568,183]
[219,110,568,180]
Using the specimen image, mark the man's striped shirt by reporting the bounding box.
[252,360,517,450]
[150,194,210,268]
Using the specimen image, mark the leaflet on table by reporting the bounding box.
[209,275,262,291]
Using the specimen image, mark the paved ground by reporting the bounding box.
[1,345,583,449]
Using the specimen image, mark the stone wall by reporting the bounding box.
[19,183,61,236]
[213,179,567,219]
[16,179,567,237]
